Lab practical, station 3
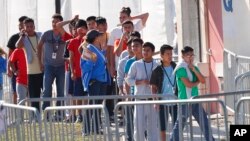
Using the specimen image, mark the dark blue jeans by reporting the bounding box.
[42,65,65,111]
[83,80,107,134]
[170,104,215,141]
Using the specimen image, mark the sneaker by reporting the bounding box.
[82,132,90,136]
[75,115,83,123]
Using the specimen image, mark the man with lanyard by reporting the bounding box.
[126,42,159,141]
[150,44,178,141]
[16,18,43,111]
[37,14,66,120]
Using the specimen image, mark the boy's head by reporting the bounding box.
[96,16,107,32]
[131,38,143,56]
[86,16,97,30]
[75,19,88,36]
[18,16,28,31]
[122,20,134,34]
[130,31,141,39]
[160,44,173,64]
[142,42,155,59]
[126,38,134,56]
[52,14,63,30]
[181,46,195,64]
[23,18,35,35]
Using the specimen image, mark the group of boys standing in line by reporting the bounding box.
[3,6,215,141]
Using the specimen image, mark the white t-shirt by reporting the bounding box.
[126,59,158,95]
[108,19,144,69]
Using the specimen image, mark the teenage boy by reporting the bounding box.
[7,16,28,104]
[9,48,27,105]
[126,42,159,141]
[150,44,178,141]
[68,19,88,123]
[86,16,97,30]
[170,46,215,141]
[16,18,43,111]
[123,38,143,141]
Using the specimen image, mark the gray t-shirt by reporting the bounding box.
[41,30,65,67]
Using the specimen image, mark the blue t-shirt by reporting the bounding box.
[162,66,175,97]
[124,57,137,95]
[124,57,136,74]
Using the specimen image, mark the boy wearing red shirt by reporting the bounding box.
[68,19,88,122]
[9,48,27,105]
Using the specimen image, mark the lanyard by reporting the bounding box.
[51,33,60,52]
[143,60,153,80]
[161,66,175,87]
[27,34,38,54]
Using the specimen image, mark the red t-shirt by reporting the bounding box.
[9,48,27,85]
[68,36,83,78]
[62,32,73,42]
[114,39,127,53]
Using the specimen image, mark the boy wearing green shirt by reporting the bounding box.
[170,46,214,141]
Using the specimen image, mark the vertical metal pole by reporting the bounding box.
[55,0,61,14]
[98,0,100,16]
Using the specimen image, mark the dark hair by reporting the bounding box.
[52,13,63,21]
[19,16,28,22]
[120,7,131,16]
[96,16,107,25]
[130,31,141,39]
[122,20,133,27]
[75,19,87,29]
[160,44,173,55]
[181,46,194,55]
[85,29,103,44]
[23,18,34,24]
[143,42,155,52]
[132,38,143,46]
[86,16,96,22]
[127,38,133,45]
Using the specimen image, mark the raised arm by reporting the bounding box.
[130,12,149,26]
[15,29,26,48]
[56,15,79,36]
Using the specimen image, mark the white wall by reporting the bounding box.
[222,0,250,56]
[0,0,55,51]
[0,0,176,53]
[60,0,176,51]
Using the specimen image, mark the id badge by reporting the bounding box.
[52,53,57,59]
[172,87,176,94]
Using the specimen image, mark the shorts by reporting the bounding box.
[11,75,17,93]
[73,78,87,96]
